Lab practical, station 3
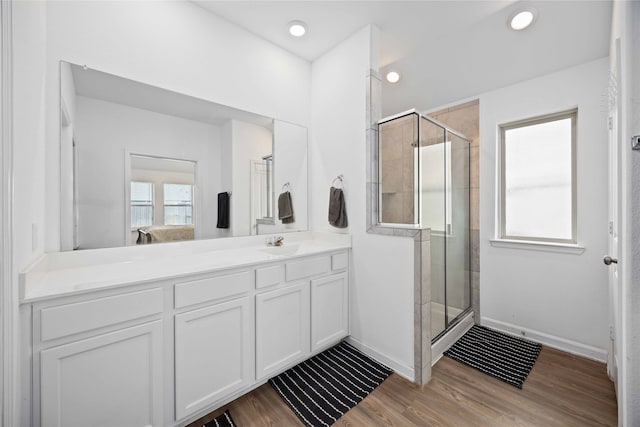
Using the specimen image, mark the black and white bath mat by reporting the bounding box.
[444,325,542,389]
[203,410,236,427]
[269,341,393,427]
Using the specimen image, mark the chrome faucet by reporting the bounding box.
[266,236,284,246]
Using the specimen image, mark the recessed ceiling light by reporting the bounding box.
[288,20,307,37]
[386,71,400,83]
[509,8,537,31]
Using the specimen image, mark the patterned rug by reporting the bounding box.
[202,410,235,427]
[444,325,542,389]
[269,341,392,427]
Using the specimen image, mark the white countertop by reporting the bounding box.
[20,232,351,303]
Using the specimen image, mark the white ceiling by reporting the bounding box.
[70,63,273,129]
[194,1,612,114]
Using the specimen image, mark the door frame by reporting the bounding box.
[606,38,622,392]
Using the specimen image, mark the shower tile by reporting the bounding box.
[365,129,379,184]
[372,226,396,236]
[471,229,480,272]
[421,303,432,366]
[381,192,404,223]
[471,271,480,324]
[381,159,402,193]
[414,240,422,305]
[470,188,480,230]
[401,120,417,157]
[402,191,414,223]
[371,77,382,126]
[470,145,480,189]
[380,126,403,162]
[420,240,431,305]
[402,155,415,193]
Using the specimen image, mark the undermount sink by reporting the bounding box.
[258,244,301,256]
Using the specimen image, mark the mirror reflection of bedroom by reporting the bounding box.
[59,61,307,250]
[129,155,196,246]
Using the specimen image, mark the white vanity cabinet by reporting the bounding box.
[40,321,164,427]
[23,241,351,427]
[255,252,350,380]
[311,271,349,352]
[34,288,165,427]
[174,271,254,421]
[255,281,310,380]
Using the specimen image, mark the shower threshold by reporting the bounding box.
[431,310,474,365]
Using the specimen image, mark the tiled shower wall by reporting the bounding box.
[428,99,480,323]
[379,115,416,224]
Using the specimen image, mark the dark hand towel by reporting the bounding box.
[216,192,230,228]
[278,191,295,224]
[328,186,348,228]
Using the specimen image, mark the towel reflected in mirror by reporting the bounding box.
[278,191,295,224]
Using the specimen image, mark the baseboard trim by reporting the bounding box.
[481,317,607,362]
[431,311,474,365]
[344,336,414,381]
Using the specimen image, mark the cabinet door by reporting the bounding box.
[40,321,163,427]
[311,272,349,352]
[174,297,253,421]
[255,282,310,380]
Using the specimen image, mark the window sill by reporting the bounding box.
[489,239,585,254]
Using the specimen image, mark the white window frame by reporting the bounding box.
[130,181,154,229]
[498,109,578,245]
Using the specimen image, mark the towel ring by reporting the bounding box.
[332,174,344,188]
[281,182,291,191]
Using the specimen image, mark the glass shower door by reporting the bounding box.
[419,117,447,339]
[445,132,471,326]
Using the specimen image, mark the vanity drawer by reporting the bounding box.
[331,252,349,271]
[256,264,285,289]
[285,256,330,282]
[39,288,163,342]
[175,271,252,309]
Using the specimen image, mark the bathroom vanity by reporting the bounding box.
[20,232,350,427]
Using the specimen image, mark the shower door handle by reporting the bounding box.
[603,256,618,265]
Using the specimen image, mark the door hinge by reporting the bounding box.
[610,325,615,340]
[608,117,613,130]
[609,221,614,235]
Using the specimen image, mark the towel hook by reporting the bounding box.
[281,182,291,191]
[332,174,344,188]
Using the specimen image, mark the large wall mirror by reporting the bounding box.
[60,61,308,250]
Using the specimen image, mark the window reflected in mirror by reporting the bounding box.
[128,155,196,245]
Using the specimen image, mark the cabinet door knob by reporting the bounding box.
[603,256,618,265]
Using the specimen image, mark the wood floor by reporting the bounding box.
[188,346,617,426]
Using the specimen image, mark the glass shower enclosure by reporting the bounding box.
[378,110,471,341]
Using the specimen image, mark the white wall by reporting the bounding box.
[310,25,416,377]
[43,0,311,251]
[230,120,272,236]
[74,96,222,249]
[13,1,47,271]
[12,3,48,425]
[479,58,610,360]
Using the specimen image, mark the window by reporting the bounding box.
[500,110,576,243]
[164,183,193,225]
[131,181,154,228]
